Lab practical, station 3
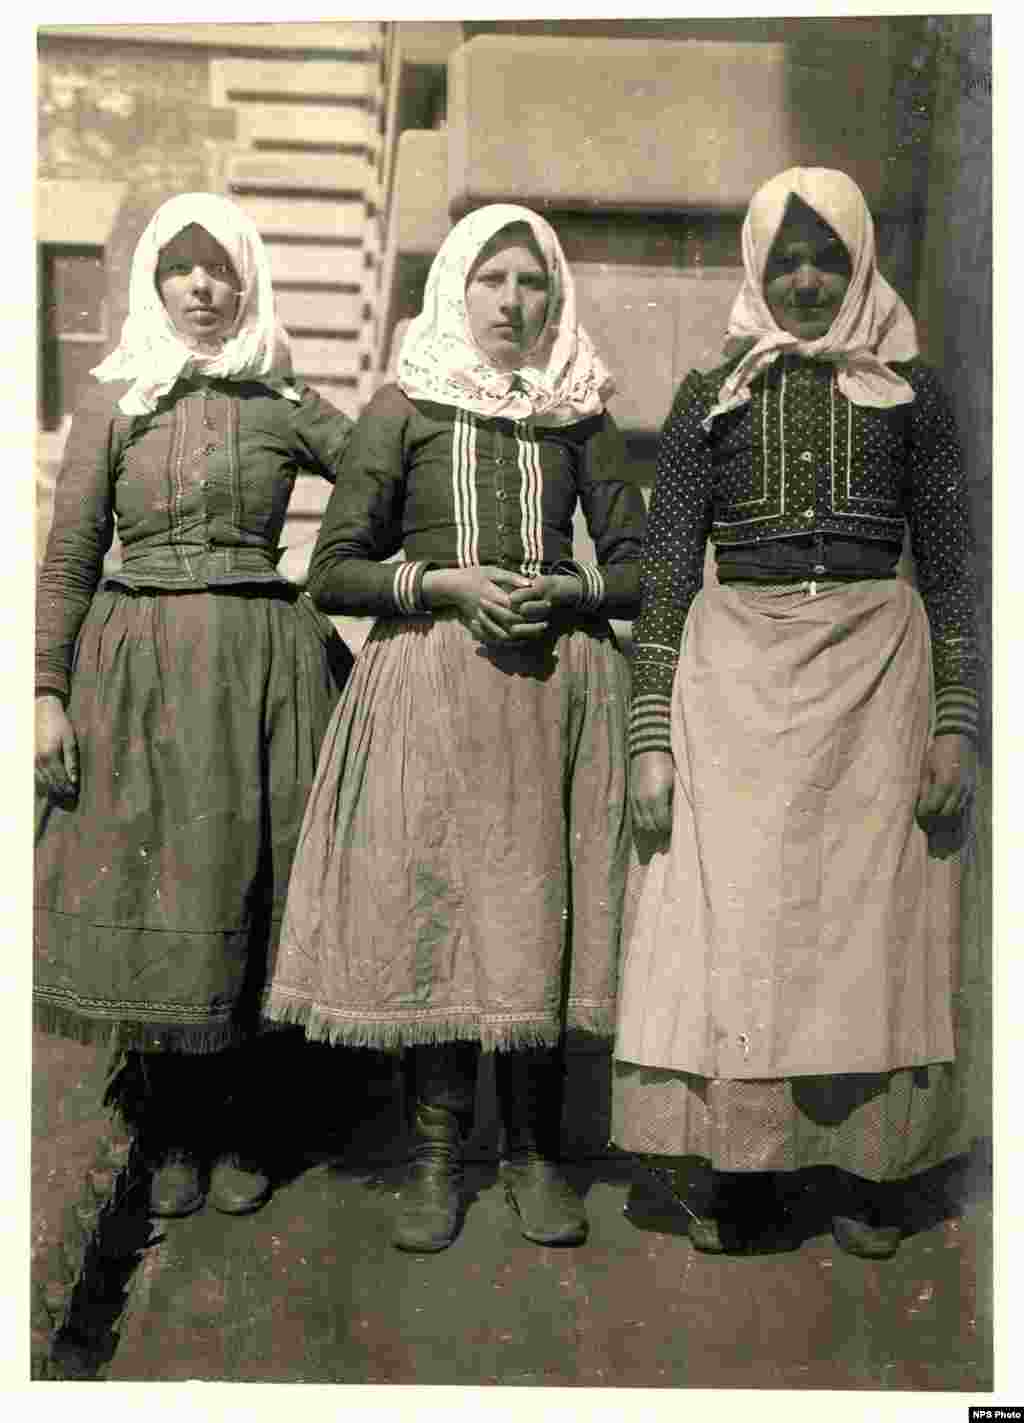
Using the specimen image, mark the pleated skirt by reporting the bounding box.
[264,610,632,1052]
[34,584,351,1054]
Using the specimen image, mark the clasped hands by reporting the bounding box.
[422,566,582,646]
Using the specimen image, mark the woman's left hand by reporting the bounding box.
[508,573,583,622]
[916,733,977,821]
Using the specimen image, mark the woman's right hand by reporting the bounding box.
[35,695,79,800]
[630,750,675,835]
[422,566,551,645]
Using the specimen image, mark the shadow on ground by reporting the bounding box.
[33,1028,993,1385]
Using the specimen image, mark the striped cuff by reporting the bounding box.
[631,642,681,704]
[36,682,69,706]
[391,560,432,615]
[555,560,605,612]
[629,694,672,758]
[934,684,979,741]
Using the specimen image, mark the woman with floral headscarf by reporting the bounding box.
[265,204,646,1252]
[613,168,978,1259]
[34,193,355,1219]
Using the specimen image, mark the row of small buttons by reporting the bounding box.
[198,388,219,552]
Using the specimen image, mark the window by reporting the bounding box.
[38,244,107,429]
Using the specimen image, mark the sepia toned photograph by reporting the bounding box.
[28,11,995,1409]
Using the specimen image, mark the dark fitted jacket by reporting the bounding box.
[630,355,978,757]
[306,383,647,620]
[36,376,354,703]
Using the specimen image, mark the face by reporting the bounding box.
[464,228,550,370]
[762,199,853,342]
[156,223,240,344]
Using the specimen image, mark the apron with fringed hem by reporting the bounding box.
[264,609,631,1052]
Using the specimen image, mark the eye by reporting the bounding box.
[765,252,799,278]
[210,264,234,280]
[159,261,189,277]
[816,241,851,274]
[520,274,549,290]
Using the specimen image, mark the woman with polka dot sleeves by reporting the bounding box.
[612,168,978,1259]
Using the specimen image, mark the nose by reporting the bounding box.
[498,278,523,311]
[189,265,213,295]
[793,262,822,303]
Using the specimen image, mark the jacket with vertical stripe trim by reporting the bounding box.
[307,384,647,620]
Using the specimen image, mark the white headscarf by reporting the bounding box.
[397,203,615,427]
[705,167,919,429]
[92,192,301,416]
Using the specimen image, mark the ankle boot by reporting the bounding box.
[137,1054,208,1218]
[671,1160,728,1253]
[393,1101,465,1252]
[393,1043,478,1253]
[209,1154,272,1215]
[149,1150,206,1218]
[207,1046,272,1216]
[832,1174,902,1259]
[496,1047,588,1246]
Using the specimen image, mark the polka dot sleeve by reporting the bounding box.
[904,362,980,741]
[629,372,714,758]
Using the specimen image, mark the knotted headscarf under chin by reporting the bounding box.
[92,192,301,416]
[396,203,615,427]
[704,167,919,431]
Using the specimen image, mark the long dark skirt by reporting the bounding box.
[34,584,351,1055]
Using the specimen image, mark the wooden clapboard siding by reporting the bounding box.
[264,243,366,287]
[234,103,378,150]
[232,195,367,242]
[227,151,374,193]
[290,335,362,379]
[275,287,363,332]
[216,32,384,406]
[211,58,376,106]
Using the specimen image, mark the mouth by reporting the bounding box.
[493,323,523,337]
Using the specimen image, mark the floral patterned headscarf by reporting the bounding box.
[397,204,615,427]
[705,167,919,429]
[92,192,300,416]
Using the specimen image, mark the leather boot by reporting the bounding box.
[209,1154,272,1215]
[149,1152,206,1217]
[393,1101,466,1252]
[392,1044,478,1253]
[832,1173,902,1259]
[138,1054,208,1218]
[670,1162,737,1254]
[206,1045,272,1216]
[496,1047,588,1246]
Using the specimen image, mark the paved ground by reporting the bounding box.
[31,1029,993,1399]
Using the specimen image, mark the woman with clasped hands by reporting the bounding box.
[264,204,646,1253]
